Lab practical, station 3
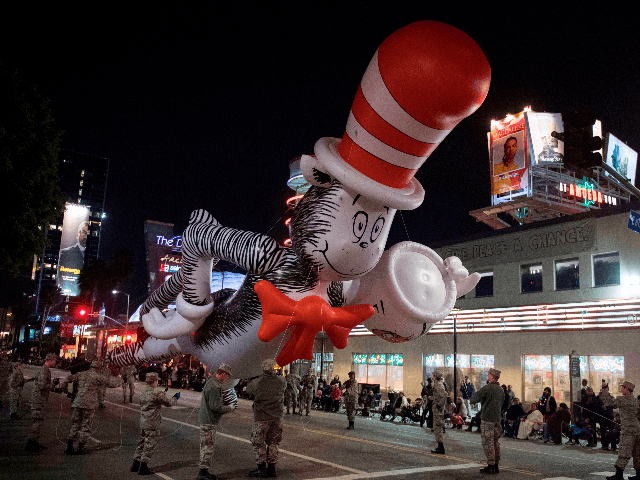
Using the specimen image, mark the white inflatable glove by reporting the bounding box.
[443,256,481,298]
[350,241,458,343]
[141,293,214,340]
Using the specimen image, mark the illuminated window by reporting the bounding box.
[521,264,543,293]
[352,353,403,391]
[555,258,579,291]
[475,271,493,297]
[79,180,83,186]
[78,189,82,195]
[593,252,620,287]
[49,224,57,230]
[80,170,85,177]
[423,354,494,392]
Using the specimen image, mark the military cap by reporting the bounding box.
[622,381,635,392]
[432,370,443,379]
[348,371,355,376]
[91,359,101,368]
[488,368,501,379]
[217,363,233,376]
[146,372,159,383]
[262,358,277,371]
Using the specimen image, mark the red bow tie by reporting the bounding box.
[254,280,374,367]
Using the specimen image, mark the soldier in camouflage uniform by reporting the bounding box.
[342,371,358,430]
[122,365,136,403]
[25,353,58,452]
[284,370,300,415]
[61,359,123,455]
[601,381,640,480]
[197,363,235,480]
[427,370,448,454]
[247,358,287,478]
[470,368,505,475]
[299,370,316,416]
[130,372,177,475]
[96,360,112,408]
[10,362,34,419]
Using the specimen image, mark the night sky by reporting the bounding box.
[3,4,639,308]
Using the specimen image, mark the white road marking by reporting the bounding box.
[591,472,633,478]
[541,478,584,480]
[154,473,174,480]
[104,400,364,474]
[89,436,102,444]
[306,463,483,480]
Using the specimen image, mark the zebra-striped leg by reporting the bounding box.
[140,268,184,317]
[182,210,220,306]
[108,342,147,367]
[141,294,214,339]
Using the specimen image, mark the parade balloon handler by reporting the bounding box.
[61,359,123,455]
[25,353,58,452]
[197,363,235,480]
[130,372,178,476]
[470,368,505,475]
[601,380,640,480]
[247,358,286,478]
[10,361,35,419]
[428,370,447,454]
[108,21,489,397]
[341,371,359,430]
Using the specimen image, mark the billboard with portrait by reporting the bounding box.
[525,112,564,165]
[605,133,638,187]
[490,111,529,195]
[57,204,90,296]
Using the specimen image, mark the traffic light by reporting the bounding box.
[77,307,89,322]
[551,110,603,170]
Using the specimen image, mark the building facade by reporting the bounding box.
[335,206,640,404]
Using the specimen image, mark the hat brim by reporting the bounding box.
[314,137,425,211]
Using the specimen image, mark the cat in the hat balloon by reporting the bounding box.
[108,21,490,379]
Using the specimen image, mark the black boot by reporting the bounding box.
[480,464,496,474]
[138,462,154,475]
[495,463,499,473]
[10,412,18,420]
[197,468,216,480]
[248,463,268,477]
[65,439,75,455]
[606,466,625,480]
[346,421,354,430]
[267,463,277,477]
[286,409,290,414]
[431,442,445,454]
[628,468,640,480]
[130,459,140,472]
[75,442,86,455]
[25,439,40,452]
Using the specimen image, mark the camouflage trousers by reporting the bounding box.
[345,400,357,422]
[30,405,44,441]
[0,378,8,406]
[284,390,297,411]
[299,391,313,414]
[251,419,283,465]
[97,386,106,405]
[480,421,502,465]
[123,381,134,400]
[615,432,640,469]
[10,386,22,415]
[199,423,218,469]
[134,428,160,464]
[68,407,96,444]
[433,406,445,443]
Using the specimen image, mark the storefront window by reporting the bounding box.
[521,264,543,293]
[352,353,403,392]
[523,355,552,402]
[424,354,493,395]
[555,258,579,291]
[589,356,624,393]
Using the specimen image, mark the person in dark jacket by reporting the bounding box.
[503,398,525,437]
[247,358,286,478]
[543,402,571,444]
[538,387,557,417]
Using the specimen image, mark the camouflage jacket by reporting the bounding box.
[139,385,175,430]
[285,374,301,392]
[31,365,52,406]
[0,361,11,382]
[10,370,28,389]
[342,378,359,402]
[122,365,136,383]
[601,391,640,435]
[62,368,123,409]
[301,373,316,393]
[428,379,448,410]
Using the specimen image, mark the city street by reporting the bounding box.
[0,366,630,480]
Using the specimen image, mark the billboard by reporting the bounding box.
[526,112,564,165]
[605,133,637,187]
[144,220,182,295]
[57,204,90,296]
[490,111,529,195]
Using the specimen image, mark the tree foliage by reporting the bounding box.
[0,68,66,274]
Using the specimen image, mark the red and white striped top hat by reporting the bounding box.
[312,21,491,210]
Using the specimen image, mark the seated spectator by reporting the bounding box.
[504,397,525,438]
[445,396,454,420]
[467,410,482,432]
[450,397,467,429]
[567,414,596,445]
[579,386,603,447]
[362,390,374,416]
[393,392,409,420]
[600,413,621,451]
[543,402,571,444]
[517,403,544,439]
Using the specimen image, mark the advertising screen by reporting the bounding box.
[490,111,529,195]
[605,133,638,186]
[57,204,90,296]
[526,112,564,165]
[144,220,181,295]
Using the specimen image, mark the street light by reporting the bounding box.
[112,290,130,331]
